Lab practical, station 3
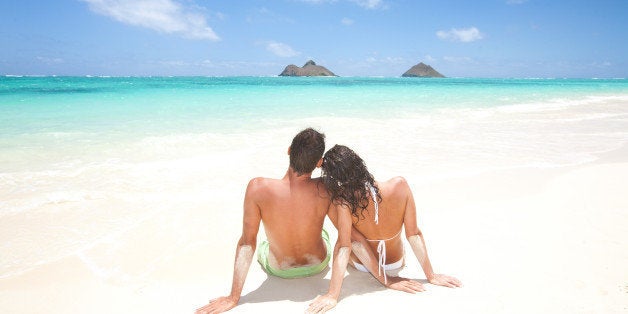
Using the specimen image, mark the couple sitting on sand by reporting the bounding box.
[196,128,461,314]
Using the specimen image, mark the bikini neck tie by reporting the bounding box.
[367,182,387,284]
[367,183,379,225]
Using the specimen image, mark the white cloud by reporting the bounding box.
[436,27,483,43]
[297,0,337,3]
[81,0,220,41]
[349,0,384,9]
[341,17,354,25]
[157,60,187,67]
[36,56,64,64]
[591,61,612,67]
[296,0,384,9]
[364,56,406,65]
[247,7,294,24]
[265,41,300,57]
[200,60,214,67]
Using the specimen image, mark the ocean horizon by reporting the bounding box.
[4,74,628,79]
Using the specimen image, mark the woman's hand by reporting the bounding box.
[386,276,426,293]
[428,274,462,288]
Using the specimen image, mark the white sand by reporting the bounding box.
[3,96,628,313]
[1,146,627,313]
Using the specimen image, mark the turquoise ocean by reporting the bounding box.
[1,76,628,283]
[2,76,628,169]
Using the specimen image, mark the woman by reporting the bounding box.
[321,144,461,290]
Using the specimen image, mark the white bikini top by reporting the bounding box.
[365,183,402,284]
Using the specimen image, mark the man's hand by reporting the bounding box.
[386,276,425,293]
[306,294,337,314]
[195,296,238,314]
[428,274,462,288]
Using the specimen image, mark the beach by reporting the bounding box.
[1,77,627,313]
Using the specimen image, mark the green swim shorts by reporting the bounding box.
[257,229,331,279]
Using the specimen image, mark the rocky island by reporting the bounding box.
[401,62,445,78]
[279,60,336,77]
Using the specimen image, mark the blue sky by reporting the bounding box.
[1,0,626,77]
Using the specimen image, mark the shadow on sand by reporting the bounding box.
[239,266,428,305]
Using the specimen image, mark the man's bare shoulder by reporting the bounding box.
[309,177,329,197]
[246,177,282,192]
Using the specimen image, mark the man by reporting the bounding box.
[195,128,353,314]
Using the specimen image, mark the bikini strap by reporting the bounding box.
[367,182,387,284]
[367,183,379,225]
[377,240,387,284]
[365,228,403,242]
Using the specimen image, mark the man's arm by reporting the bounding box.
[195,178,263,314]
[306,203,352,314]
[401,179,462,288]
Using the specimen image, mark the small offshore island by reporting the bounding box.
[279,60,336,77]
[402,62,445,78]
[279,60,444,77]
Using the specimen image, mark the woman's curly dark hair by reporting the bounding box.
[321,144,381,221]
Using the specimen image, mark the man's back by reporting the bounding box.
[250,174,330,268]
[196,128,348,314]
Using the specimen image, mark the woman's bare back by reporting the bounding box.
[351,176,410,264]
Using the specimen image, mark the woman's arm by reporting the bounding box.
[350,226,425,292]
[326,195,425,294]
[306,203,352,313]
[401,178,462,288]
